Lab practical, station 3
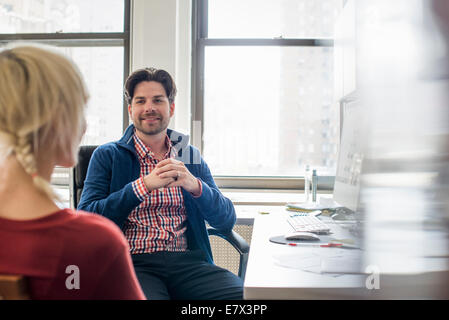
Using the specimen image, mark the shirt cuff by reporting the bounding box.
[190,178,203,198]
[132,176,150,201]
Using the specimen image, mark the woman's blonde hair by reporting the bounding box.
[0,43,89,200]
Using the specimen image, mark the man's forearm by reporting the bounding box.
[78,181,141,229]
[191,179,236,231]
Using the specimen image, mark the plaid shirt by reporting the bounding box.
[124,131,190,254]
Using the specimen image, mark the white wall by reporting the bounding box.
[130,0,191,135]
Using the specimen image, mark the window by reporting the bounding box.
[193,0,343,188]
[0,0,130,144]
[0,0,130,205]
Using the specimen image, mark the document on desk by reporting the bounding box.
[273,249,363,277]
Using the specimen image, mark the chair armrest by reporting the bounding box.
[207,227,250,255]
[207,227,250,280]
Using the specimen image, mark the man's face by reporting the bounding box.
[128,81,175,136]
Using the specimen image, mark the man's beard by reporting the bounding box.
[134,114,169,136]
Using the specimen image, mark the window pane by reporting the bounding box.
[203,46,339,177]
[0,43,124,144]
[59,46,124,145]
[208,0,343,39]
[0,0,124,33]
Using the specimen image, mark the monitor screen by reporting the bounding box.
[333,99,363,212]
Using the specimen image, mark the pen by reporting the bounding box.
[320,243,343,248]
[287,242,342,247]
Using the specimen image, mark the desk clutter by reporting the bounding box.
[285,202,355,218]
[271,205,363,275]
[268,205,361,249]
[245,204,368,299]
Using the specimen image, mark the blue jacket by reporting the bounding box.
[77,124,236,264]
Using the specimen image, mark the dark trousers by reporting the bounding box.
[131,250,244,300]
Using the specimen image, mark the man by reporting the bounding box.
[78,67,243,300]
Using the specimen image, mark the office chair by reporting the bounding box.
[0,275,29,300]
[71,145,249,280]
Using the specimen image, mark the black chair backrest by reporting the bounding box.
[72,145,98,209]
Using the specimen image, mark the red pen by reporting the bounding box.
[286,242,343,247]
[320,243,343,248]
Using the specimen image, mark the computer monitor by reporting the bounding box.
[332,99,363,212]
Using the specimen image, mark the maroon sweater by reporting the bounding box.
[0,208,145,300]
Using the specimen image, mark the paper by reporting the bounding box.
[320,252,362,274]
[273,252,324,275]
[273,249,363,276]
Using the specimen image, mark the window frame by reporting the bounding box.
[191,0,336,190]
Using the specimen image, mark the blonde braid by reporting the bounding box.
[14,134,59,201]
[14,135,36,175]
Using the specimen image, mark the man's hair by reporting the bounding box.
[0,43,89,200]
[124,67,177,104]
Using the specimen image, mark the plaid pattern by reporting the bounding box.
[125,131,188,254]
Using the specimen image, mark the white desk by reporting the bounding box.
[231,193,334,224]
[243,206,367,299]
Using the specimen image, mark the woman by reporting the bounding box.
[0,44,145,299]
